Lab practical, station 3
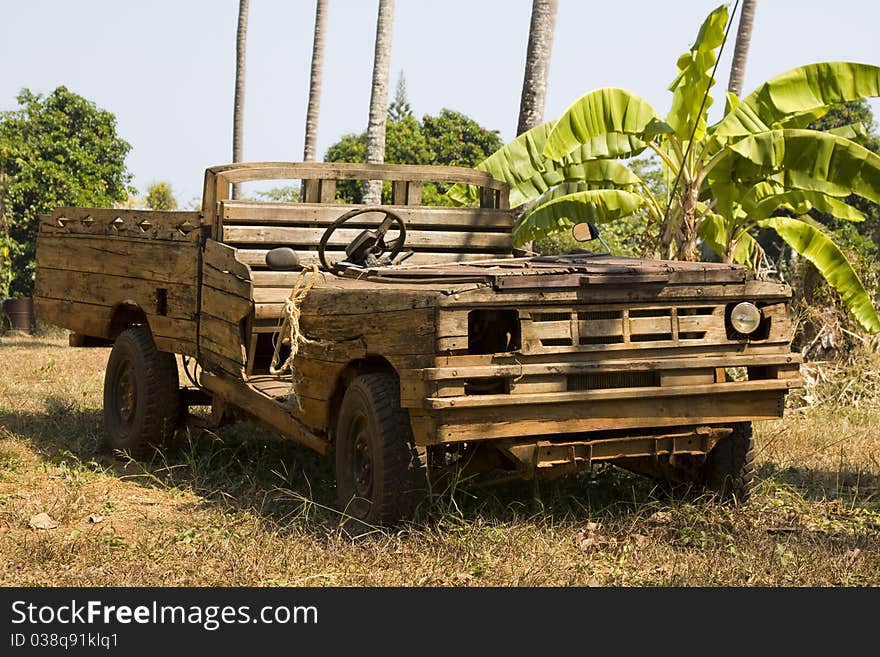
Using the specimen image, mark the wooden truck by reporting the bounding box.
[34,162,803,525]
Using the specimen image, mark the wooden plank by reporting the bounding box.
[203,239,252,280]
[34,298,114,338]
[41,208,202,241]
[423,352,801,380]
[426,378,797,410]
[207,161,509,189]
[221,202,514,229]
[36,267,197,320]
[431,390,787,444]
[200,371,330,454]
[203,262,251,299]
[238,249,512,269]
[200,315,246,365]
[36,234,198,284]
[222,225,513,250]
[200,347,245,379]
[200,285,252,324]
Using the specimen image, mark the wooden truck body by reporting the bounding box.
[35,162,802,525]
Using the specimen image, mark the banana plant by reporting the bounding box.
[447,3,880,334]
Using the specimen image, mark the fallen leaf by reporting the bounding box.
[88,515,104,524]
[29,513,58,530]
[632,533,650,547]
[0,527,9,535]
[648,511,672,525]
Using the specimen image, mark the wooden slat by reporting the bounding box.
[200,371,330,453]
[36,234,198,284]
[238,249,512,269]
[426,378,797,410]
[208,161,509,189]
[200,315,246,365]
[431,390,787,444]
[36,267,197,320]
[422,353,802,380]
[221,202,514,229]
[201,286,252,324]
[41,208,202,242]
[222,225,513,250]
[34,298,113,338]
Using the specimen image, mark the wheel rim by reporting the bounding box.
[350,413,373,498]
[113,360,137,426]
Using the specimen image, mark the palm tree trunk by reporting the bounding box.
[516,0,558,136]
[727,0,757,98]
[232,0,249,200]
[363,0,395,205]
[303,0,328,163]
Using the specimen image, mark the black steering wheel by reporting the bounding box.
[318,206,407,272]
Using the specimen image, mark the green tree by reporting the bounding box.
[388,72,413,122]
[144,182,178,211]
[325,109,500,204]
[0,86,133,297]
[448,4,880,334]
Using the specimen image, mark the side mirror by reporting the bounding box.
[265,247,300,271]
[571,221,611,255]
[571,221,600,242]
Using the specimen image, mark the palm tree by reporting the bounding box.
[303,0,328,163]
[232,0,249,200]
[516,0,558,136]
[727,0,757,98]
[363,0,395,204]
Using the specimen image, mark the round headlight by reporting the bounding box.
[730,302,762,334]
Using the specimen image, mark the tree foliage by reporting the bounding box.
[325,108,501,204]
[144,182,178,211]
[0,86,133,297]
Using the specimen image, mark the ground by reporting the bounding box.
[0,332,878,586]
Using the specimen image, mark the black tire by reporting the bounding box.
[103,325,180,456]
[335,373,427,528]
[701,421,755,502]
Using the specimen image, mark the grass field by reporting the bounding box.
[1,332,878,586]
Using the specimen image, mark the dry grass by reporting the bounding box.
[0,332,878,587]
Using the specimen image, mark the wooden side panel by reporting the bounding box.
[34,233,199,355]
[198,240,254,378]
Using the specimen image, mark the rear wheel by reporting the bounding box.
[103,325,180,456]
[335,373,427,528]
[701,421,755,502]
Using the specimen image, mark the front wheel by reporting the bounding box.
[335,373,427,527]
[700,421,755,502]
[103,325,180,456]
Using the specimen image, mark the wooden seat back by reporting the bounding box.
[203,162,515,271]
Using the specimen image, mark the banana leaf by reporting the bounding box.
[514,189,644,246]
[760,216,880,333]
[666,4,728,141]
[717,129,880,203]
[749,189,866,223]
[713,62,880,137]
[446,122,645,208]
[543,88,659,161]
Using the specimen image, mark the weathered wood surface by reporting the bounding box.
[223,225,513,251]
[238,249,512,270]
[40,208,203,242]
[222,202,514,228]
[198,240,253,378]
[207,161,509,189]
[200,371,330,454]
[430,389,786,444]
[35,231,200,355]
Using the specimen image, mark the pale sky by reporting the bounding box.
[2,0,879,205]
